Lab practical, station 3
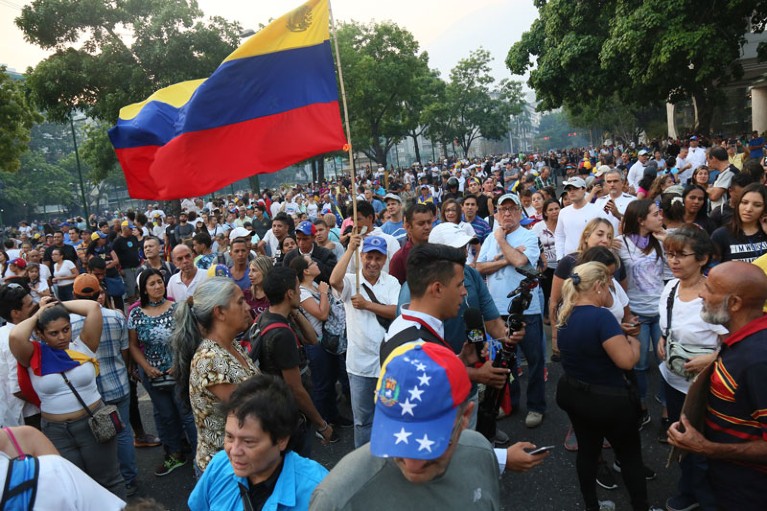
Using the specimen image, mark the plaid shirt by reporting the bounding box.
[70,308,130,403]
[534,175,554,191]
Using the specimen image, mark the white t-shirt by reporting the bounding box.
[554,203,606,260]
[627,161,645,191]
[30,279,50,304]
[53,260,77,287]
[167,269,208,303]
[658,279,728,393]
[687,146,707,170]
[0,453,125,510]
[607,279,630,322]
[261,229,280,257]
[299,286,324,339]
[618,235,665,316]
[335,273,400,378]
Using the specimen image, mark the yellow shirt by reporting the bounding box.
[729,153,744,170]
[752,253,767,312]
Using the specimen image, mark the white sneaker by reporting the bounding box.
[525,411,544,428]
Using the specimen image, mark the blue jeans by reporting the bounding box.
[348,373,377,448]
[108,394,138,485]
[664,380,717,510]
[306,344,343,422]
[633,313,661,401]
[140,369,197,456]
[508,314,546,414]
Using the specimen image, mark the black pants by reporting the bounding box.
[556,376,648,511]
[541,267,555,318]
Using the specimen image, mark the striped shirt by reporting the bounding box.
[70,308,130,403]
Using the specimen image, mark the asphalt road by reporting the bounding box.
[128,354,679,511]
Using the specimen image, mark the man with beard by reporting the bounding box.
[667,261,767,510]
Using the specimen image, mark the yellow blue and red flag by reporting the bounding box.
[108,0,346,200]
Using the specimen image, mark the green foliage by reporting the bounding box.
[334,20,433,167]
[0,67,42,173]
[80,122,119,182]
[507,0,767,132]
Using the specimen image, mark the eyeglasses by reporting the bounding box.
[497,206,521,215]
[666,252,696,260]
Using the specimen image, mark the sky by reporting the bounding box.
[0,0,539,84]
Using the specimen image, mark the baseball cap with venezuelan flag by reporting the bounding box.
[370,341,470,460]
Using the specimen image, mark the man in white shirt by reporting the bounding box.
[707,146,738,211]
[594,169,636,232]
[686,136,707,170]
[166,244,208,302]
[676,146,693,184]
[554,177,607,260]
[627,149,650,192]
[330,235,400,448]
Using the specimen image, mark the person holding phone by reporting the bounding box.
[710,183,767,263]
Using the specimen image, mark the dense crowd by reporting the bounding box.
[0,129,766,511]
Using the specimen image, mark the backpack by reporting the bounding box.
[379,325,444,365]
[0,456,39,510]
[320,293,347,355]
[247,318,293,371]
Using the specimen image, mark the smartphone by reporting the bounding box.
[527,445,555,455]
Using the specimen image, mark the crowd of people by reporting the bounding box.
[0,130,766,510]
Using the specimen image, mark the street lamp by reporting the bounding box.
[69,112,90,220]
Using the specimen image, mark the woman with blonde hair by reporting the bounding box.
[555,262,657,511]
[549,218,626,358]
[244,255,274,318]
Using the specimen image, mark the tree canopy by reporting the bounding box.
[0,67,41,173]
[507,0,767,132]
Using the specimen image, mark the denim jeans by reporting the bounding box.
[348,373,377,448]
[633,313,661,400]
[306,344,342,422]
[663,380,717,510]
[140,369,197,456]
[108,394,138,485]
[507,314,546,414]
[42,412,126,499]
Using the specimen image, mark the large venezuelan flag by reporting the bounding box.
[108,0,346,200]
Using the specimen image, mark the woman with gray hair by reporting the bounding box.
[171,277,258,474]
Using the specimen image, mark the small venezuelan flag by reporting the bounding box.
[109,0,347,200]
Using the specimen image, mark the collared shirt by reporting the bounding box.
[385,307,445,344]
[335,273,401,378]
[594,193,636,233]
[188,449,328,511]
[467,216,491,244]
[477,225,540,315]
[70,309,130,403]
[167,269,208,302]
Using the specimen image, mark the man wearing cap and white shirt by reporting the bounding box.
[627,149,650,193]
[554,177,607,261]
[381,194,407,244]
[594,168,636,232]
[329,234,400,448]
[476,193,547,428]
[687,136,707,170]
[312,272,548,510]
[283,221,337,283]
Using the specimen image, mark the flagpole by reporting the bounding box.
[328,0,361,293]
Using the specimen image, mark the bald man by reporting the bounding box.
[667,261,767,510]
[166,244,208,302]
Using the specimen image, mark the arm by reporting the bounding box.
[300,283,330,321]
[548,275,565,352]
[707,186,726,202]
[494,228,529,268]
[63,300,102,352]
[554,216,566,261]
[668,414,767,463]
[207,383,239,403]
[330,234,360,293]
[128,328,162,379]
[291,310,318,345]
[350,295,397,319]
[9,296,57,366]
[602,334,640,370]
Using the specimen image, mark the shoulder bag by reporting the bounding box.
[61,373,123,443]
[665,282,714,380]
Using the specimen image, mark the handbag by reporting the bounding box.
[664,282,714,380]
[149,373,176,389]
[61,373,124,443]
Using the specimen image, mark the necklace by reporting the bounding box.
[148,297,166,307]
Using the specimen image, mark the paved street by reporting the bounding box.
[129,355,679,510]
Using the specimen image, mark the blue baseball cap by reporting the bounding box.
[362,236,387,255]
[371,342,471,460]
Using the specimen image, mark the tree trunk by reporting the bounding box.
[410,133,421,165]
[692,92,714,134]
[248,175,261,195]
[311,160,318,183]
[162,199,181,217]
[317,158,325,183]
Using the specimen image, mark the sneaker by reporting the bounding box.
[596,461,618,490]
[525,411,544,428]
[331,415,354,429]
[314,428,340,443]
[657,418,671,444]
[125,481,138,497]
[154,454,186,477]
[134,433,161,448]
[564,426,578,451]
[639,410,651,431]
[665,494,700,511]
[612,460,656,480]
[493,429,511,448]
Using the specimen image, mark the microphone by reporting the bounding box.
[464,307,486,345]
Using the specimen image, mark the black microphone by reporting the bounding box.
[464,307,486,362]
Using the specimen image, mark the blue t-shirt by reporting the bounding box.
[749,136,764,159]
[558,305,626,387]
[397,266,499,353]
[188,449,328,511]
[381,220,406,242]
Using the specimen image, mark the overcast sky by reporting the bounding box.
[1,0,538,84]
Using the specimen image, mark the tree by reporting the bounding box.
[17,0,242,124]
[507,0,767,133]
[402,69,445,165]
[0,67,41,173]
[334,21,433,168]
[444,49,525,157]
